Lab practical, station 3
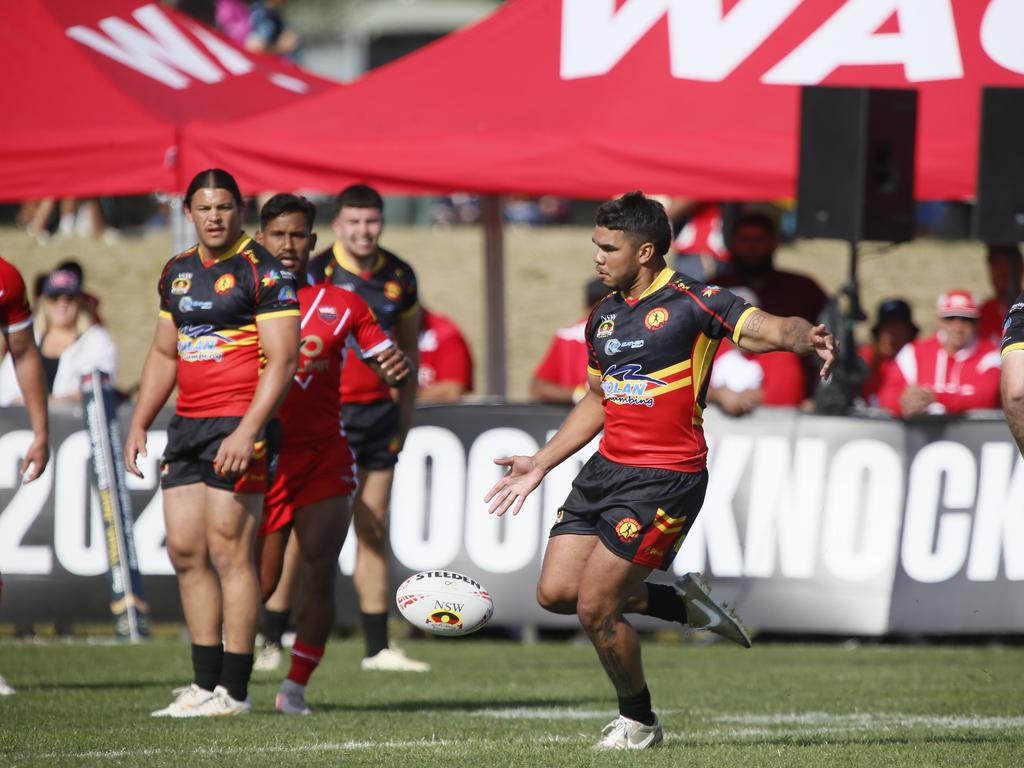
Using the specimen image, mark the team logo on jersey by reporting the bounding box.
[615,518,642,543]
[701,285,721,297]
[596,315,616,339]
[644,307,669,330]
[179,297,213,313]
[318,305,338,322]
[604,339,645,356]
[261,270,280,288]
[214,274,235,294]
[171,273,192,295]
[384,280,402,301]
[278,286,297,303]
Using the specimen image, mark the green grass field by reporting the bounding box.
[1,637,1022,767]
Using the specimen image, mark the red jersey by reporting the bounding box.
[309,242,418,404]
[279,284,392,445]
[858,343,902,406]
[418,309,472,393]
[587,269,756,472]
[0,257,32,333]
[979,297,1008,344]
[878,334,1001,417]
[533,318,589,390]
[158,234,300,418]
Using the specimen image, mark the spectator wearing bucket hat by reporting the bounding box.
[0,265,117,406]
[858,298,919,406]
[878,290,1001,418]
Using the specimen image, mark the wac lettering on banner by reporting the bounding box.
[0,405,1022,633]
[561,0,1023,83]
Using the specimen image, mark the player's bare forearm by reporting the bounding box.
[7,328,49,444]
[129,320,179,432]
[394,311,420,443]
[1001,352,1024,454]
[737,311,836,377]
[533,385,605,473]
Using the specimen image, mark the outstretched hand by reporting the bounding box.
[810,323,837,379]
[484,455,545,517]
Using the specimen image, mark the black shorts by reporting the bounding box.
[341,399,400,470]
[161,415,280,494]
[551,453,708,571]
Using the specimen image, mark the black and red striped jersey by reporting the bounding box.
[158,234,300,418]
[586,268,757,472]
[309,242,418,403]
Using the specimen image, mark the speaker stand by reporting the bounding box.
[815,240,869,413]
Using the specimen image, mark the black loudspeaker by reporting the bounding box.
[796,86,917,242]
[976,87,1024,243]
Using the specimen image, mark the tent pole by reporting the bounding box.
[481,195,506,398]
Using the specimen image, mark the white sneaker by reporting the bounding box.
[275,679,311,715]
[254,641,283,672]
[0,674,15,696]
[151,684,215,717]
[596,715,663,750]
[674,572,752,648]
[360,647,430,672]
[187,685,251,717]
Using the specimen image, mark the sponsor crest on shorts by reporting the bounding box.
[384,280,402,301]
[615,517,642,543]
[644,307,669,331]
[214,274,235,294]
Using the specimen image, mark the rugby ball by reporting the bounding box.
[396,570,493,637]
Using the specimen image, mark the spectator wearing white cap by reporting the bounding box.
[878,290,1001,418]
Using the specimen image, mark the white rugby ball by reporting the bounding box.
[396,570,493,637]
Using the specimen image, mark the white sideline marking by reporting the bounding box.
[28,739,451,760]
[715,712,1024,730]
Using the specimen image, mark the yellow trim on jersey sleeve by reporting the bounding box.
[255,309,301,321]
[732,305,760,345]
[1002,342,1024,357]
[587,365,602,377]
[158,310,173,320]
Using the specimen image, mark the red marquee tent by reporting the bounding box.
[183,0,1024,201]
[0,0,336,201]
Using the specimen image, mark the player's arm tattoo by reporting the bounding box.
[745,310,767,335]
[781,316,814,355]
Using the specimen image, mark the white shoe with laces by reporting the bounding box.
[275,679,311,715]
[674,572,752,648]
[360,647,430,672]
[187,685,251,717]
[0,674,15,696]
[254,641,283,672]
[150,683,215,717]
[596,715,663,750]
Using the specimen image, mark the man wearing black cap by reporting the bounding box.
[858,298,918,406]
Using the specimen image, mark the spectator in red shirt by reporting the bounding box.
[858,298,919,406]
[878,290,1001,418]
[417,307,473,403]
[978,243,1023,344]
[530,279,607,404]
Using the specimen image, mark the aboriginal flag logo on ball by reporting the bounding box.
[427,609,463,629]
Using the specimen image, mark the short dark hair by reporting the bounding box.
[595,191,672,257]
[732,211,778,238]
[184,168,242,209]
[259,193,317,232]
[335,184,383,214]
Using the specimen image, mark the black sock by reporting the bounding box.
[361,612,389,657]
[263,609,290,646]
[618,685,655,726]
[191,643,223,692]
[644,583,687,624]
[220,652,254,702]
